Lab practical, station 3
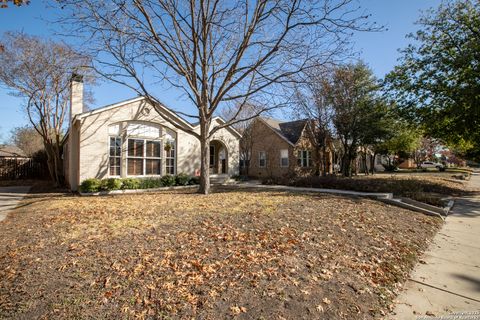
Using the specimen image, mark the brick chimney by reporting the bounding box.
[70,73,84,122]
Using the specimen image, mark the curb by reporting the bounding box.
[79,185,199,196]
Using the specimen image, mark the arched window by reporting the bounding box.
[126,122,161,138]
[126,122,162,176]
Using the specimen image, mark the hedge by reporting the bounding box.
[79,174,199,193]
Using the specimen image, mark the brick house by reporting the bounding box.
[242,117,333,178]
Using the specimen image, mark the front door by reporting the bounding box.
[221,159,227,174]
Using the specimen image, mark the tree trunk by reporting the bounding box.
[342,153,351,177]
[370,153,376,175]
[363,152,368,176]
[44,141,64,187]
[198,122,211,195]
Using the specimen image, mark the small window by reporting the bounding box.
[297,150,311,168]
[109,137,121,176]
[280,149,289,167]
[165,141,176,175]
[259,151,266,168]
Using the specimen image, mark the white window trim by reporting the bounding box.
[280,149,289,167]
[165,141,176,175]
[126,138,163,177]
[259,151,266,168]
[108,136,122,177]
[297,150,311,168]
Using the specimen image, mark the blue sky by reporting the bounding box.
[0,0,439,143]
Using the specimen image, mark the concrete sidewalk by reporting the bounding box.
[389,175,480,319]
[0,186,31,222]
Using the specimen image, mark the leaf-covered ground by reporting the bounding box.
[0,188,442,319]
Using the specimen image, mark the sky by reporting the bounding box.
[0,0,439,143]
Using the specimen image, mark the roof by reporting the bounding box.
[0,145,28,158]
[260,117,309,145]
[74,96,242,139]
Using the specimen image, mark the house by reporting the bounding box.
[64,76,241,191]
[242,117,333,178]
[0,145,29,160]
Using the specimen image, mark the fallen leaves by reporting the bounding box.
[0,188,442,319]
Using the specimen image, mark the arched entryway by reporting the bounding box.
[209,140,228,174]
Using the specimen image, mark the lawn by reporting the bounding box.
[0,188,442,319]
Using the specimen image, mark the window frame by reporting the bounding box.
[108,136,122,177]
[297,150,311,168]
[165,140,176,175]
[259,151,266,168]
[280,149,289,167]
[126,138,162,177]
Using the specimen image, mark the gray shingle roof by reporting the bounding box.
[261,118,308,145]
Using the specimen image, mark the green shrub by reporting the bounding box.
[79,178,101,193]
[99,178,122,191]
[160,175,176,187]
[175,173,190,186]
[121,178,140,190]
[139,178,163,189]
[189,176,200,185]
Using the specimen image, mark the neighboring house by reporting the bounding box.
[64,76,240,191]
[243,117,333,178]
[0,145,29,160]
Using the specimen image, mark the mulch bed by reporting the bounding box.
[264,174,473,207]
[0,188,442,319]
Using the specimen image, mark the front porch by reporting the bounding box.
[209,140,228,175]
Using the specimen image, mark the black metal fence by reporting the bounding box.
[0,158,49,180]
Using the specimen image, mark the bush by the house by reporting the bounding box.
[100,178,122,191]
[160,175,176,187]
[120,178,141,190]
[79,173,200,193]
[189,176,200,185]
[139,178,163,189]
[175,173,190,186]
[79,178,102,192]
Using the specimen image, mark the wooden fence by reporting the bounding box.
[0,158,49,180]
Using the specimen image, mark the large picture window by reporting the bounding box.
[127,139,161,176]
[109,137,121,176]
[297,150,311,168]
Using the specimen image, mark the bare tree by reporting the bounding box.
[10,125,44,157]
[0,32,92,186]
[293,66,336,176]
[57,0,376,194]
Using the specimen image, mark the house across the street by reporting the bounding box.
[63,75,241,191]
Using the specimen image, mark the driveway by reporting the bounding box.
[0,186,32,222]
[390,174,480,319]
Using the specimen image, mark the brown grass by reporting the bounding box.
[0,188,442,319]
